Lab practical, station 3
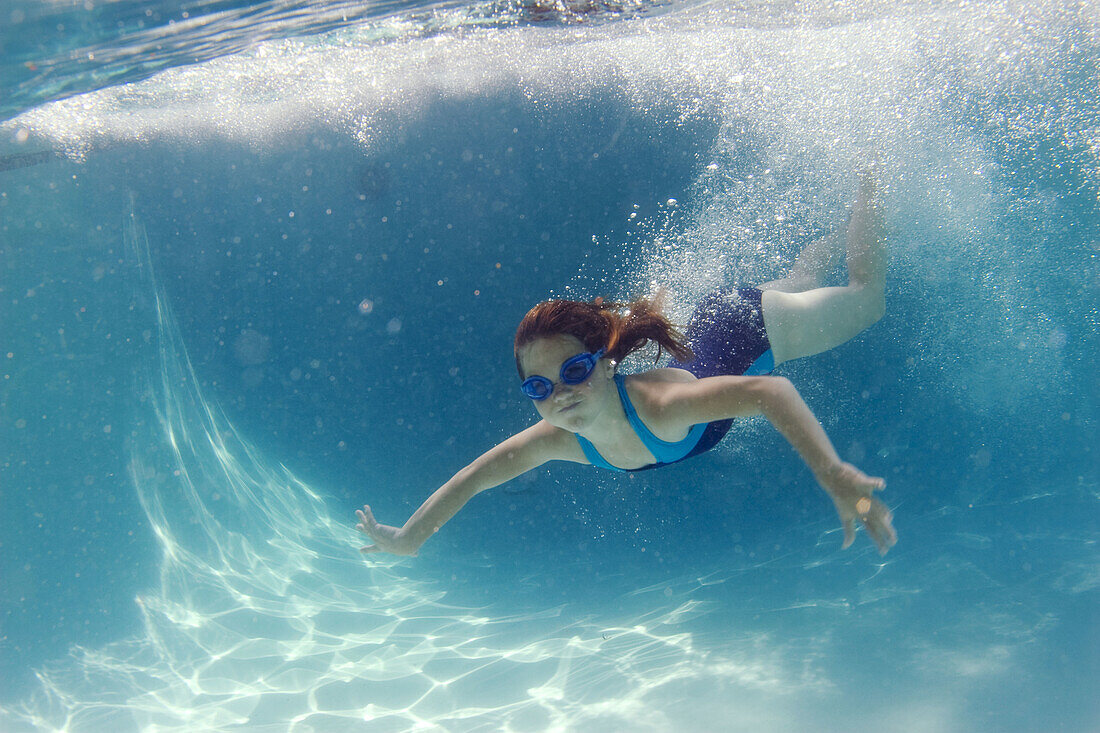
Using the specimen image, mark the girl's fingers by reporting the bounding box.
[867,515,897,555]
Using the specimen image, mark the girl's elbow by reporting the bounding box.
[760,376,801,407]
[447,465,485,499]
[763,375,794,396]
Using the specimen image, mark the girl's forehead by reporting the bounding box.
[518,334,585,374]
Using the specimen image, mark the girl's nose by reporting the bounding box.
[552,383,576,401]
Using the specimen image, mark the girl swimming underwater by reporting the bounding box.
[356,169,897,556]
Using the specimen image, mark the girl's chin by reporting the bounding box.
[550,409,587,430]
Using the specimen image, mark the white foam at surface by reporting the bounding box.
[1,1,1088,164]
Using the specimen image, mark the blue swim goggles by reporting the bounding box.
[521,348,606,401]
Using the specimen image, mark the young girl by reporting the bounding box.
[356,170,897,557]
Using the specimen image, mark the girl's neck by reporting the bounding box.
[574,374,632,445]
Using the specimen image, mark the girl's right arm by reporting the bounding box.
[660,374,897,555]
[355,421,576,556]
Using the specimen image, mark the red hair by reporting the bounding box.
[514,295,693,374]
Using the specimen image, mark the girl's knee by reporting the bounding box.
[860,289,886,326]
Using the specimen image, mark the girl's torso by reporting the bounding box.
[572,370,708,471]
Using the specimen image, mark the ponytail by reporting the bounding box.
[514,294,693,374]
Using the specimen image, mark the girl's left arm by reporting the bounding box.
[666,376,897,555]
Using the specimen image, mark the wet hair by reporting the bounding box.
[514,295,693,375]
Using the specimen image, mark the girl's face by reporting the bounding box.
[517,334,615,432]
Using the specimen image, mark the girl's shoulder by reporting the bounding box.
[623,366,698,387]
[621,367,700,418]
[620,368,706,436]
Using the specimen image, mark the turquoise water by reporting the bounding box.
[1,1,1097,730]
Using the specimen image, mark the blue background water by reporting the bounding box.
[1,1,1097,730]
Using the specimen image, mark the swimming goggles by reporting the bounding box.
[521,348,606,401]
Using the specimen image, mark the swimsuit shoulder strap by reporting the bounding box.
[614,374,707,463]
[575,373,707,470]
[572,374,636,472]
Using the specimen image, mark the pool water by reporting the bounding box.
[1,1,1097,730]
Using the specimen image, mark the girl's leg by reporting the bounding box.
[756,230,843,294]
[759,169,886,367]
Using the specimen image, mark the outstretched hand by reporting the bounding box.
[355,505,416,556]
[817,462,897,555]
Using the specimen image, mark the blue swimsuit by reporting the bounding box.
[576,287,774,472]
